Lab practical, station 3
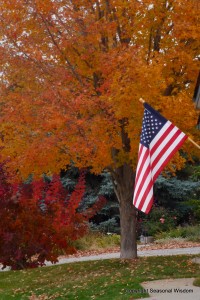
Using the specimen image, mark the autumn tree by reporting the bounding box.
[0,0,199,258]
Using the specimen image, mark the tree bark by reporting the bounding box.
[111,163,137,259]
[110,118,137,258]
[120,194,137,259]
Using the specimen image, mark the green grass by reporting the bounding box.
[0,255,200,299]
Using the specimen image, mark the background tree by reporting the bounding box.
[61,168,120,233]
[0,0,199,258]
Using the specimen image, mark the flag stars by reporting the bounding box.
[140,108,166,147]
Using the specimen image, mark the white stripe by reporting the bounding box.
[135,165,152,208]
[150,121,171,149]
[141,187,153,213]
[151,132,186,179]
[133,148,149,199]
[135,145,146,175]
[150,126,179,164]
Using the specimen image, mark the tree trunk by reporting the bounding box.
[119,187,137,259]
[110,118,137,259]
[111,163,137,259]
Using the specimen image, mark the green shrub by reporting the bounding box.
[184,199,200,223]
[139,206,179,236]
[155,225,200,242]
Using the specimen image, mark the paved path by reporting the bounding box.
[1,246,200,271]
[44,246,200,266]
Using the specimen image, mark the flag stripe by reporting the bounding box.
[150,123,177,162]
[133,103,187,214]
[133,147,150,198]
[136,173,153,212]
[153,133,187,180]
[140,189,154,213]
[151,129,183,178]
[150,121,171,149]
[134,145,147,185]
[144,195,154,214]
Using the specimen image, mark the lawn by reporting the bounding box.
[0,255,199,300]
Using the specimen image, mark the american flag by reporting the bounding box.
[133,103,188,214]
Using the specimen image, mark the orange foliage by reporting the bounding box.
[0,0,199,179]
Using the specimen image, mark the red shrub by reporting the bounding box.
[0,166,106,270]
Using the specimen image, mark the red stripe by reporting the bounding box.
[150,123,175,154]
[134,146,149,194]
[153,135,187,180]
[136,174,153,212]
[134,145,145,188]
[134,161,152,207]
[150,129,181,173]
[145,195,154,214]
[133,151,151,204]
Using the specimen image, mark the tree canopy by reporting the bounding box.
[0,0,199,179]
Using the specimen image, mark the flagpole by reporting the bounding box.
[139,98,200,150]
[188,137,200,150]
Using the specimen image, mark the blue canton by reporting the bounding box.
[140,103,167,148]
